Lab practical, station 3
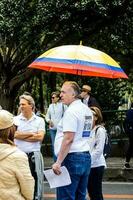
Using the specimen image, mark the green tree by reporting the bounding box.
[0,0,132,111]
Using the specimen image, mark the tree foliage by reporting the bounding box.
[0,0,133,111]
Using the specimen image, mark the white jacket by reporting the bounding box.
[0,144,34,200]
[88,126,106,168]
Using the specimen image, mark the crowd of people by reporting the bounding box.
[0,80,132,200]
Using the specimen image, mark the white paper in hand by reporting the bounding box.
[44,166,71,188]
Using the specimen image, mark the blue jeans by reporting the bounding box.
[88,166,105,200]
[49,129,57,161]
[57,152,91,200]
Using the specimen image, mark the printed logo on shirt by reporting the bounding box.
[82,115,92,137]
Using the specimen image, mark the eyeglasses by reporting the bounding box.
[51,96,56,99]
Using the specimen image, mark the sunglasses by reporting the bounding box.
[82,89,88,92]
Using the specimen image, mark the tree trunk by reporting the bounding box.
[47,73,56,93]
[0,90,15,112]
[38,73,44,113]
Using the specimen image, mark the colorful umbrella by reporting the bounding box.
[29,45,128,79]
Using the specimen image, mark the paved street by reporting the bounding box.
[43,181,133,200]
[43,156,133,199]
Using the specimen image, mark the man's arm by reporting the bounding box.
[24,130,45,142]
[14,131,34,140]
[45,107,51,123]
[52,131,74,175]
[45,107,54,128]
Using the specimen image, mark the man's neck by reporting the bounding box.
[84,94,90,100]
[53,101,58,105]
[23,112,33,120]
[68,98,78,106]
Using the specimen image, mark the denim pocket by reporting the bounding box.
[63,153,91,175]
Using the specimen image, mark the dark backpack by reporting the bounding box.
[95,126,111,159]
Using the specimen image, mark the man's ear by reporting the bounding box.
[94,115,98,121]
[72,93,75,97]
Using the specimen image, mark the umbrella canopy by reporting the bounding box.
[29,45,128,79]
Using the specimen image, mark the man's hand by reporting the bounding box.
[52,162,62,175]
[24,131,45,142]
[15,130,45,142]
[14,131,33,139]
[49,120,54,128]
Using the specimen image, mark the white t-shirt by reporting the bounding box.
[83,96,90,106]
[14,113,45,153]
[54,99,93,156]
[45,102,67,130]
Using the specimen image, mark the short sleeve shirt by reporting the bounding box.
[14,113,45,153]
[45,102,67,129]
[54,99,93,155]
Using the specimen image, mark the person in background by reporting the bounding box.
[80,85,100,109]
[0,109,34,200]
[124,102,133,168]
[52,81,93,200]
[14,94,45,200]
[35,104,45,119]
[45,91,67,161]
[35,105,42,117]
[87,106,106,200]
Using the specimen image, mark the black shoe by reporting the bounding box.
[124,163,130,169]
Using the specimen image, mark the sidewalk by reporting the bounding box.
[44,157,133,182]
[104,157,133,182]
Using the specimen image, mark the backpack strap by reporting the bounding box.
[94,125,110,158]
[62,104,65,117]
[95,125,105,135]
[95,125,107,143]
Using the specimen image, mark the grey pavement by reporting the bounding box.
[44,156,133,182]
[104,157,133,182]
[43,181,133,200]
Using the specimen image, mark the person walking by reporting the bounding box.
[80,85,100,109]
[124,102,133,168]
[14,94,45,200]
[52,81,93,200]
[0,109,34,200]
[87,106,106,200]
[45,91,66,161]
